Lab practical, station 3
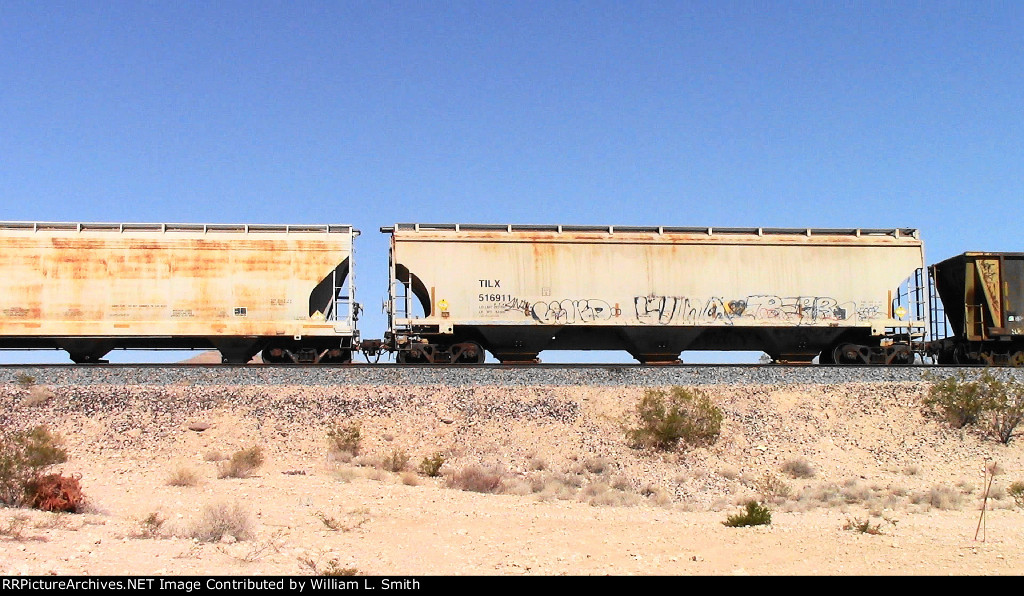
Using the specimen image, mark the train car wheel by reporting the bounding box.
[1010,351,1024,367]
[397,345,432,364]
[833,343,862,365]
[451,341,486,364]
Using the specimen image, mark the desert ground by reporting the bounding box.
[2,373,1023,577]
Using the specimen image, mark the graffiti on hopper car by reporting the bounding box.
[530,298,616,324]
[633,294,879,325]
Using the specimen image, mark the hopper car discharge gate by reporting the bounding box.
[372,223,929,365]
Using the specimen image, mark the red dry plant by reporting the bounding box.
[26,473,86,513]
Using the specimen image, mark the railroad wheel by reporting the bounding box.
[319,348,352,364]
[832,343,862,365]
[889,349,914,366]
[1011,351,1024,367]
[397,344,432,364]
[451,341,486,364]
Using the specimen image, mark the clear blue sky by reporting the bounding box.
[2,1,1022,363]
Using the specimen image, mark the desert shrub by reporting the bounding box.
[298,555,359,576]
[217,446,265,479]
[1006,480,1024,509]
[315,510,369,532]
[781,457,816,479]
[327,422,362,457]
[132,512,167,539]
[0,426,68,506]
[626,386,723,451]
[843,517,889,535]
[444,464,506,494]
[640,484,673,506]
[723,501,772,527]
[911,484,964,510]
[25,473,85,513]
[167,467,201,487]
[980,375,1024,444]
[204,450,226,462]
[0,514,30,540]
[584,484,642,507]
[21,386,55,408]
[924,370,990,428]
[753,473,792,501]
[794,482,844,509]
[189,502,256,542]
[718,465,740,480]
[925,369,1024,443]
[380,449,410,473]
[582,456,612,474]
[418,452,445,477]
[840,478,875,504]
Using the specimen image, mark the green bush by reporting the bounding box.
[925,369,1024,444]
[1009,481,1024,508]
[418,452,445,477]
[0,426,68,506]
[627,386,723,451]
[380,449,410,473]
[327,422,362,456]
[923,370,989,428]
[982,375,1024,445]
[723,501,772,527]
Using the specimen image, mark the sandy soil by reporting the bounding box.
[1,380,1023,576]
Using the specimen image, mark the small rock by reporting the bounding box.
[188,422,211,432]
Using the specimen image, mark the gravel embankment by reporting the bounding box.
[3,364,1022,512]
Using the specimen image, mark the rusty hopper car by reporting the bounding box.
[0,222,359,363]
[381,223,926,364]
[928,252,1024,365]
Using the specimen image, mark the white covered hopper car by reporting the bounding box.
[381,223,927,364]
[0,222,359,363]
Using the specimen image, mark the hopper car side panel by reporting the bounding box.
[0,222,359,363]
[383,224,927,364]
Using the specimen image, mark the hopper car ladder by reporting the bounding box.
[891,267,930,360]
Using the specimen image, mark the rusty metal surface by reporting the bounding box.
[386,224,926,334]
[932,252,1024,341]
[0,222,356,340]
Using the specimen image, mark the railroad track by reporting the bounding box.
[3,362,1013,387]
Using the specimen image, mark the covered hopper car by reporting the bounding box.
[5,219,1019,367]
[927,252,1024,366]
[0,221,359,364]
[380,223,928,365]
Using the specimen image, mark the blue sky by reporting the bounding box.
[2,1,1022,363]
